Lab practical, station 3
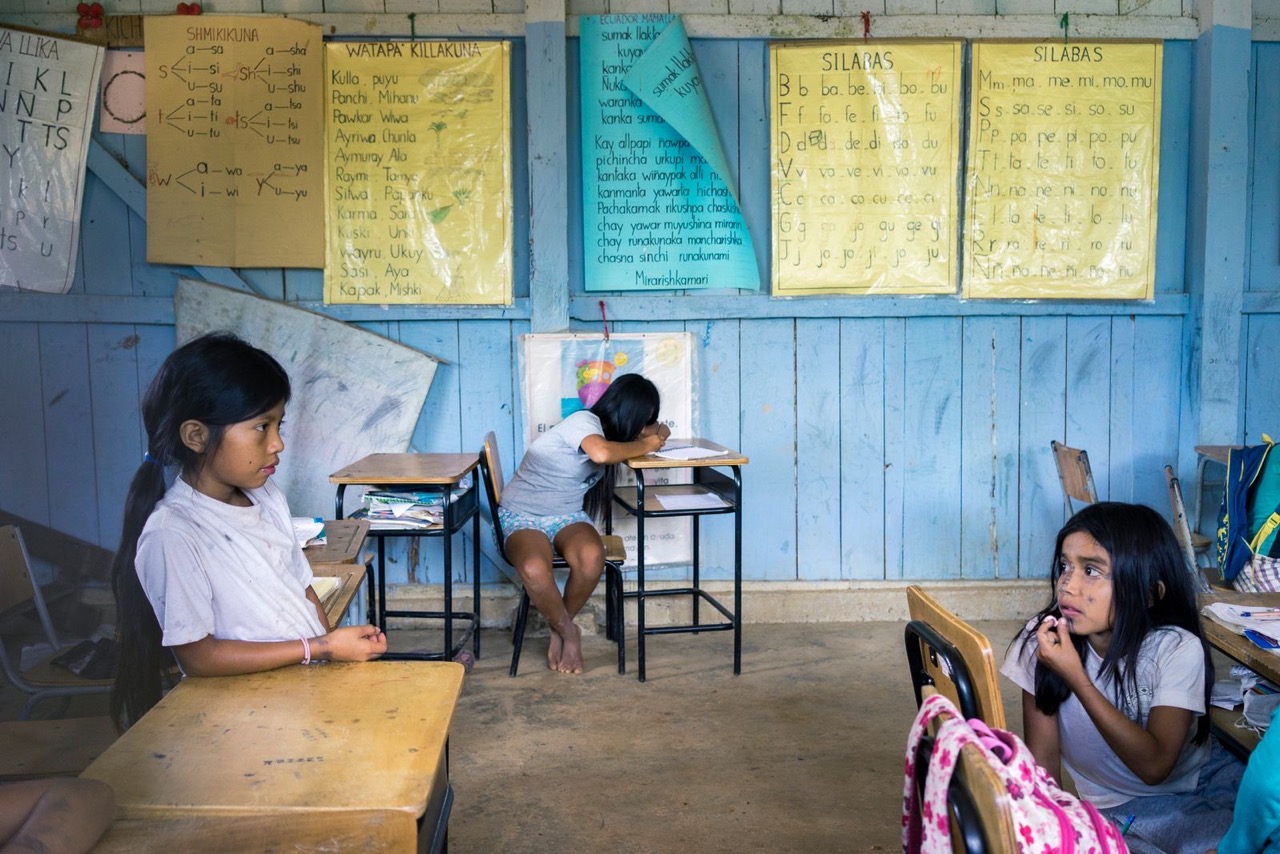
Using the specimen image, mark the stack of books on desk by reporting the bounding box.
[350,490,455,530]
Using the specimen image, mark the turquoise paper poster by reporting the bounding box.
[580,15,759,291]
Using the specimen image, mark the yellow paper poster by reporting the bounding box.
[324,41,511,306]
[964,41,1162,300]
[144,16,325,268]
[770,41,962,296]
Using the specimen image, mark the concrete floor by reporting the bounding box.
[2,619,1028,853]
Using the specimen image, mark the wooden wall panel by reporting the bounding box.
[0,324,50,526]
[87,326,146,547]
[901,318,964,580]
[882,319,907,579]
[738,319,797,579]
[795,317,841,580]
[1131,316,1184,511]
[839,318,886,580]
[1064,316,1112,499]
[39,325,99,543]
[1017,317,1068,579]
[699,318,742,577]
[1246,315,1280,443]
[1249,43,1280,293]
[960,317,1021,580]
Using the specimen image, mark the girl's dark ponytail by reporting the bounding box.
[109,459,170,729]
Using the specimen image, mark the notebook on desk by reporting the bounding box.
[655,443,727,461]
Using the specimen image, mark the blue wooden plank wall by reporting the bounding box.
[1,36,1276,594]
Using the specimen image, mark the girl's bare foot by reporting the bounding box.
[556,622,584,674]
[547,629,564,671]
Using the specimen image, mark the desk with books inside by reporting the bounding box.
[329,454,481,661]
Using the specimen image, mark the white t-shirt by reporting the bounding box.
[136,477,326,648]
[1000,624,1209,808]
[500,410,605,516]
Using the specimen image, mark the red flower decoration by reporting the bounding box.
[76,2,104,29]
[176,2,202,13]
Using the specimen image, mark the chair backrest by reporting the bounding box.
[951,739,1019,853]
[0,526,59,648]
[904,585,1006,730]
[478,431,508,562]
[1164,465,1213,593]
[1051,440,1099,515]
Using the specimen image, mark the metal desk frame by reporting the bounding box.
[332,454,481,661]
[611,441,745,682]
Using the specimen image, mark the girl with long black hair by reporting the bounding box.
[498,373,668,674]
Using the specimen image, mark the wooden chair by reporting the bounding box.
[1164,464,1214,591]
[903,585,1016,853]
[477,432,626,676]
[1051,440,1099,517]
[904,585,1006,730]
[0,525,113,719]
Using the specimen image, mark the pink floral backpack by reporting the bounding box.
[902,693,1128,854]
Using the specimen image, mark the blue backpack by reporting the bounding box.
[1216,435,1280,582]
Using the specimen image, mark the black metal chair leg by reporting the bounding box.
[509,590,531,677]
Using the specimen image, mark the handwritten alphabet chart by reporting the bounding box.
[144,16,324,268]
[323,41,511,305]
[0,28,102,293]
[770,41,962,296]
[963,41,1162,300]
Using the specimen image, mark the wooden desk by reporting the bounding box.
[1201,588,1280,754]
[82,661,464,853]
[330,454,481,660]
[311,560,368,628]
[612,439,748,682]
[302,519,369,626]
[302,518,369,565]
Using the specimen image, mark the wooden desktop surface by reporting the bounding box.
[329,453,479,485]
[625,438,748,469]
[1202,587,1280,686]
[82,661,464,819]
[311,560,367,626]
[302,519,368,564]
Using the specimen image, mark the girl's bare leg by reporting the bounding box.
[551,523,606,674]
[505,529,574,671]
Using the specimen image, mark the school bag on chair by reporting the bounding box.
[1215,434,1280,591]
[903,693,1128,854]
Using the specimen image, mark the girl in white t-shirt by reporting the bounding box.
[110,333,386,728]
[1002,502,1243,853]
[500,373,669,675]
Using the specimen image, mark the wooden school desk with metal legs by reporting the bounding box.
[611,439,748,682]
[330,453,481,661]
[83,661,465,853]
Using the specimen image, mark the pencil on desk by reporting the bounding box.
[1241,611,1280,619]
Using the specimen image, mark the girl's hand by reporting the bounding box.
[1034,615,1087,689]
[318,625,387,661]
[641,423,672,443]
